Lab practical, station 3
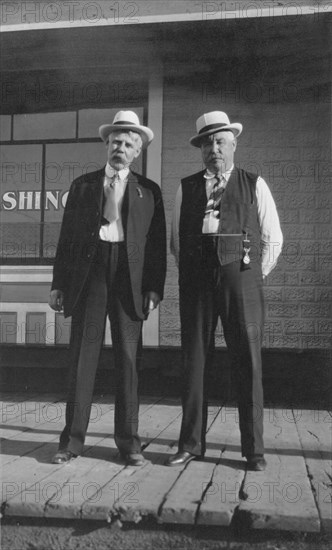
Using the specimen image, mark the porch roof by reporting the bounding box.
[1,0,330,32]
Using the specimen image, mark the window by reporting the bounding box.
[0,108,144,264]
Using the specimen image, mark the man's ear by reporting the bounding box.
[232,138,237,152]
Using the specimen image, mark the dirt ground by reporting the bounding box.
[1,518,332,550]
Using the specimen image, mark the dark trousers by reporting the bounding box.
[179,256,265,458]
[59,241,142,456]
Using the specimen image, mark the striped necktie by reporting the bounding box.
[103,172,120,223]
[205,175,226,218]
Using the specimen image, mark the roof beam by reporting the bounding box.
[1,0,330,32]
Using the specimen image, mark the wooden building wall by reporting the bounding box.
[0,13,331,391]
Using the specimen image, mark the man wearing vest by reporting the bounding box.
[166,111,283,471]
[49,111,166,467]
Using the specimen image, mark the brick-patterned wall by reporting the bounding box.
[1,15,331,354]
[160,74,331,350]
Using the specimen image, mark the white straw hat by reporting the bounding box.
[99,110,154,148]
[190,111,242,147]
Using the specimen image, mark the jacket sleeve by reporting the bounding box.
[51,180,77,293]
[142,184,167,300]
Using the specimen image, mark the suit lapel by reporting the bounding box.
[87,168,105,211]
[122,171,140,235]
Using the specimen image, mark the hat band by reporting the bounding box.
[114,120,137,126]
[198,122,229,134]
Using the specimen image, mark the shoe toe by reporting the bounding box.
[165,451,196,467]
[246,455,267,471]
[123,453,146,466]
[52,451,77,464]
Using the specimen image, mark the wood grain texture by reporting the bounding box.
[1,394,330,532]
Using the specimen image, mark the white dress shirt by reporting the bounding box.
[170,166,283,277]
[99,163,129,243]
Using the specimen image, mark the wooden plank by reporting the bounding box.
[0,395,159,465]
[141,403,221,464]
[53,396,162,463]
[198,461,244,526]
[0,400,115,466]
[82,396,164,460]
[158,406,222,525]
[0,394,114,442]
[294,409,332,533]
[82,397,183,464]
[141,422,182,464]
[1,393,163,495]
[0,393,50,417]
[160,460,216,524]
[113,463,181,523]
[0,428,60,466]
[237,408,321,532]
[82,462,151,522]
[0,399,67,440]
[82,401,185,521]
[77,398,164,462]
[2,428,123,517]
[83,401,187,522]
[1,395,327,533]
[1,453,71,517]
[197,406,246,526]
[2,397,189,522]
[139,398,183,441]
[104,407,188,522]
[1,403,120,516]
[44,459,126,519]
[1,395,160,441]
[125,402,241,527]
[3,456,121,518]
[204,405,225,461]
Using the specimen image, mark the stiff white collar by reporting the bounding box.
[105,162,130,180]
[204,165,234,181]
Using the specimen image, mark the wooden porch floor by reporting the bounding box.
[1,393,331,533]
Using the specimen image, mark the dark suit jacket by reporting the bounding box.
[51,168,167,320]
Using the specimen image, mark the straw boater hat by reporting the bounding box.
[190,111,243,147]
[99,111,154,148]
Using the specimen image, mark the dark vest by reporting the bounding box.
[179,167,261,288]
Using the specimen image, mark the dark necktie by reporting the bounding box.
[103,173,120,223]
[205,175,226,218]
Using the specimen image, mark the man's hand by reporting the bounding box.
[49,290,64,312]
[143,291,160,317]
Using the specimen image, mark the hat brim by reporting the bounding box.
[190,123,243,147]
[99,124,154,148]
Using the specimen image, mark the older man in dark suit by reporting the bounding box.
[49,111,166,466]
[166,111,283,471]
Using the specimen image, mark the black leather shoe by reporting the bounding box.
[52,450,77,464]
[165,451,197,467]
[122,452,146,467]
[246,455,267,471]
